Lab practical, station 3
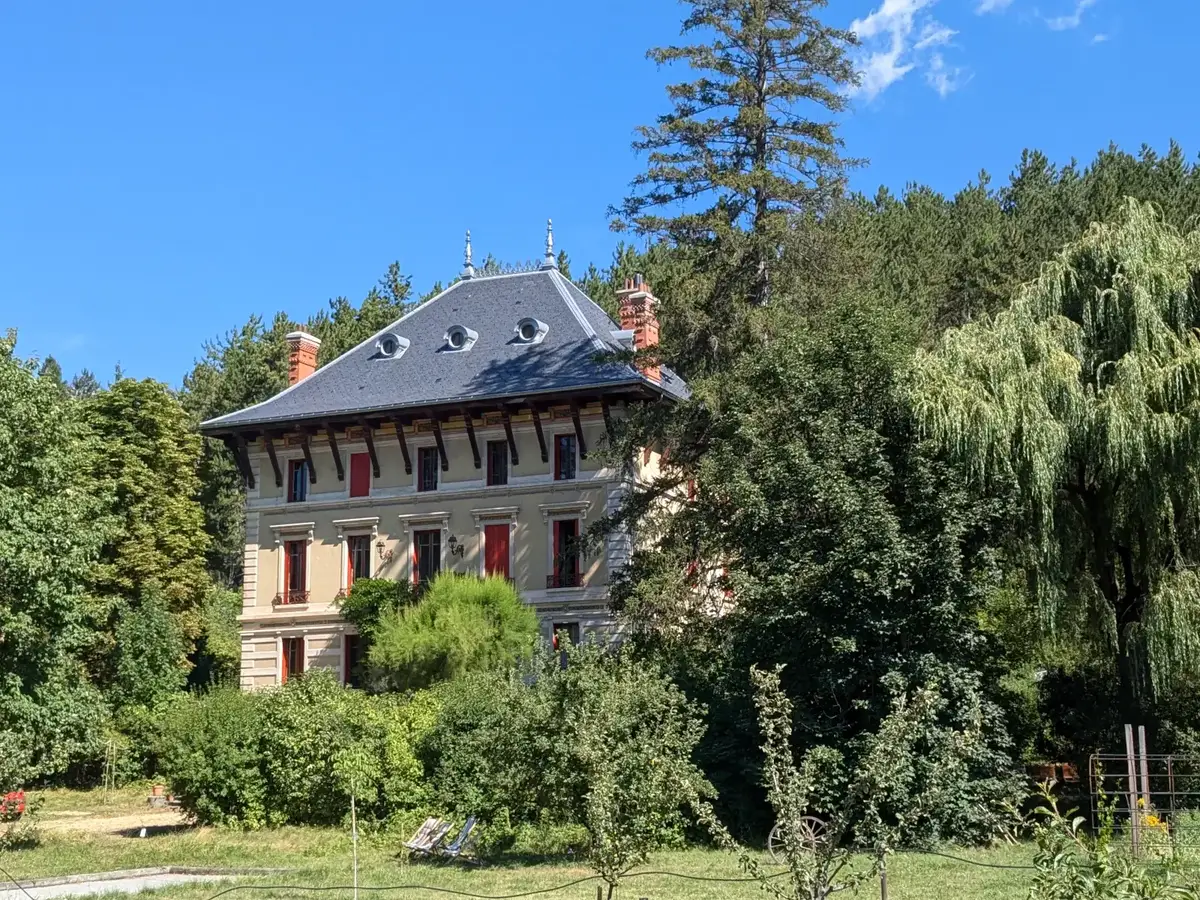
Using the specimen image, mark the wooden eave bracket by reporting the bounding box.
[229,435,256,490]
[263,432,283,488]
[324,424,345,481]
[358,418,381,478]
[570,402,588,460]
[392,417,413,475]
[429,412,449,471]
[530,407,549,463]
[299,430,318,484]
[462,409,481,469]
[501,408,520,467]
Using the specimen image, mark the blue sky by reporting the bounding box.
[0,0,1190,386]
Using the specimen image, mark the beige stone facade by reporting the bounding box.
[237,403,637,689]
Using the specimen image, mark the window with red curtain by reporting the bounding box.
[347,534,371,589]
[413,529,441,589]
[349,452,371,497]
[281,636,305,683]
[284,540,306,602]
[550,519,580,588]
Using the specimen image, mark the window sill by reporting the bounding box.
[274,603,310,612]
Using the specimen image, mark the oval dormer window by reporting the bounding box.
[514,317,548,345]
[444,325,478,352]
[376,333,409,359]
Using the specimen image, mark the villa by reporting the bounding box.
[199,224,686,688]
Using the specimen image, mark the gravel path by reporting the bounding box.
[0,870,234,899]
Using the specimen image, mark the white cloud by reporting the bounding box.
[976,0,1014,12]
[1045,0,1097,30]
[915,22,956,50]
[1091,32,1109,43]
[850,0,965,100]
[926,52,971,97]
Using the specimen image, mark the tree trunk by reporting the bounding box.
[1114,581,1152,736]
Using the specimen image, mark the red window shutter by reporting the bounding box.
[349,452,371,497]
[347,545,354,591]
[281,639,289,684]
[484,523,509,579]
[283,543,292,600]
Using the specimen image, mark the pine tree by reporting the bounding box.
[616,0,859,307]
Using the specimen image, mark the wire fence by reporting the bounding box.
[1,855,1038,900]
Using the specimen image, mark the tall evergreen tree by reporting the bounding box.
[616,0,859,311]
[83,381,211,657]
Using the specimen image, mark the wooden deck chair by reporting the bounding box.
[407,818,454,856]
[434,816,478,860]
[402,817,448,853]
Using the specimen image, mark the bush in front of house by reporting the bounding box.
[158,685,268,827]
[423,641,710,869]
[369,573,540,691]
[158,670,438,829]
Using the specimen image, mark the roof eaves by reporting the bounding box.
[197,376,665,435]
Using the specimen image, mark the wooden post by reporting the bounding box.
[880,857,888,900]
[1125,724,1140,855]
[351,788,359,900]
[1138,725,1151,808]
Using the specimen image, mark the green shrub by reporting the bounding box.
[370,574,539,691]
[337,579,412,645]
[158,670,438,829]
[158,686,267,828]
[423,641,709,874]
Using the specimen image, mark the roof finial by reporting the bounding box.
[540,218,558,270]
[462,229,474,279]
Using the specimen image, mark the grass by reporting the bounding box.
[0,789,1038,900]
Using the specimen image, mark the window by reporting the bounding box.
[347,534,371,589]
[281,636,305,683]
[514,317,548,344]
[417,447,439,492]
[549,518,581,588]
[344,634,363,687]
[554,434,576,481]
[283,539,307,603]
[349,452,371,497]
[486,440,508,486]
[444,325,478,352]
[287,459,308,502]
[413,528,441,590]
[553,622,581,669]
[552,621,581,648]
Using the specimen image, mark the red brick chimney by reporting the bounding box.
[285,331,321,385]
[615,274,660,383]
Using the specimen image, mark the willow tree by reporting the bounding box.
[912,199,1200,727]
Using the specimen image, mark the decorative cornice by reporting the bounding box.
[538,500,592,523]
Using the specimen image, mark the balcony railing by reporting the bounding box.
[546,571,583,589]
[273,590,310,606]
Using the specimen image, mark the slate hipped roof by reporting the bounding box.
[200,267,688,434]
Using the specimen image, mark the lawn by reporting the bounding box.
[0,788,1037,899]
